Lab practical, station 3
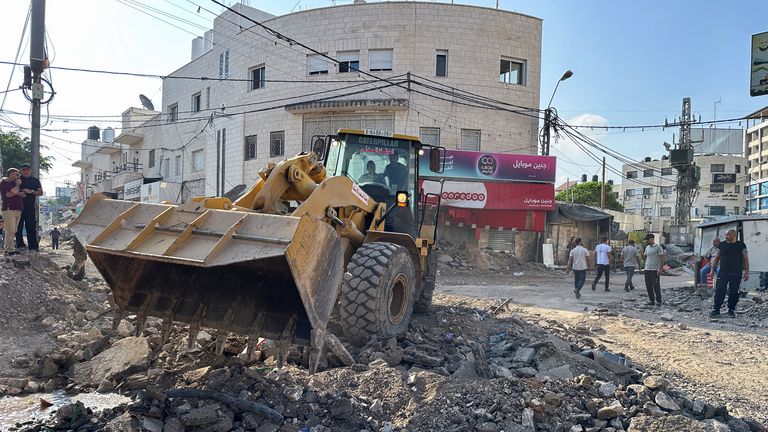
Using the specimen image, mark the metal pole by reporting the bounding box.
[542,108,551,155]
[30,0,46,237]
[600,157,606,209]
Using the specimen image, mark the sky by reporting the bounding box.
[1,0,768,195]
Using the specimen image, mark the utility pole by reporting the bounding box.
[668,97,700,230]
[541,109,552,155]
[600,157,606,209]
[29,0,46,181]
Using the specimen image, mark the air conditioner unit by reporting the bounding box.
[643,195,651,199]
[661,194,669,199]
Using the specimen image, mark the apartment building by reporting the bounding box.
[745,106,768,213]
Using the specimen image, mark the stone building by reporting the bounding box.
[746,106,768,213]
[74,2,542,201]
[620,153,748,223]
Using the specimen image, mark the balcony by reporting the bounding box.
[111,162,144,189]
[93,171,112,190]
[115,129,144,146]
[71,159,92,168]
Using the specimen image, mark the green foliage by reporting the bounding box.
[627,230,647,245]
[0,129,54,174]
[555,181,624,211]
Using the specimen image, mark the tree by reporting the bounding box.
[555,181,624,211]
[0,129,54,174]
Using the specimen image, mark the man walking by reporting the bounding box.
[1,168,25,255]
[620,239,641,291]
[566,238,589,299]
[709,230,749,318]
[50,227,61,250]
[699,237,720,287]
[642,233,665,306]
[16,163,43,251]
[591,236,612,292]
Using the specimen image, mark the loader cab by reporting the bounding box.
[319,129,442,236]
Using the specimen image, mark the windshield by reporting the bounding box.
[326,133,416,203]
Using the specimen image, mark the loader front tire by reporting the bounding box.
[413,248,438,313]
[340,242,416,347]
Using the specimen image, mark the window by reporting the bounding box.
[308,54,329,75]
[270,131,284,157]
[420,127,440,147]
[642,208,654,217]
[191,93,201,113]
[735,164,741,173]
[301,113,394,151]
[643,169,654,177]
[710,164,725,173]
[626,171,638,179]
[734,185,740,194]
[660,207,672,217]
[499,58,525,84]
[660,186,674,195]
[148,149,156,168]
[168,104,178,123]
[163,158,170,178]
[250,66,265,90]
[624,189,635,197]
[460,129,481,151]
[219,50,229,79]
[710,184,724,193]
[337,51,359,73]
[642,188,652,197]
[175,155,182,175]
[245,135,257,160]
[369,49,393,72]
[205,87,210,109]
[192,149,204,171]
[708,206,725,216]
[661,167,674,176]
[436,50,448,77]
[733,207,740,215]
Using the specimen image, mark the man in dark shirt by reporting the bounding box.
[1,168,25,255]
[709,229,749,318]
[50,227,61,250]
[383,152,408,192]
[16,163,43,251]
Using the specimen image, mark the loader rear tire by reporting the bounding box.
[340,242,416,347]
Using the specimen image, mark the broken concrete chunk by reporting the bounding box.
[654,391,680,411]
[73,336,150,387]
[512,347,536,364]
[643,375,670,390]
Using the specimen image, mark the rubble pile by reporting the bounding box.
[4,289,764,432]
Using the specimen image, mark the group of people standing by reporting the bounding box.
[565,231,750,318]
[566,234,665,304]
[1,164,43,255]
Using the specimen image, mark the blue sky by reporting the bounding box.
[2,0,768,192]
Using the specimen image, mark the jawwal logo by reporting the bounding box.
[442,192,486,201]
[476,154,497,176]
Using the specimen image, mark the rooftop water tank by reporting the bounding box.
[102,127,115,143]
[191,36,205,61]
[87,126,100,141]
[204,30,213,52]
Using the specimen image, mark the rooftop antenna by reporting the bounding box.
[139,94,155,111]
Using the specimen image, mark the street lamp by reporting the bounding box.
[541,70,573,155]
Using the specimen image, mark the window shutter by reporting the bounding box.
[369,49,393,70]
[308,55,328,74]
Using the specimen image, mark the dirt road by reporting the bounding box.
[438,266,768,423]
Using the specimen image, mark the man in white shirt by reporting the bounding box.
[566,238,590,299]
[591,236,612,292]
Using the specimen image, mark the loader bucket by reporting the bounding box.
[68,194,344,346]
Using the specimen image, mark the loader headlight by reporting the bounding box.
[396,191,409,207]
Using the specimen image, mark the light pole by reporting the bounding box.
[541,70,573,155]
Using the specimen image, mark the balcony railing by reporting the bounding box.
[112,162,143,174]
[94,171,112,182]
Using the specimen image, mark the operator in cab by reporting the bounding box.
[358,160,385,184]
[384,152,408,191]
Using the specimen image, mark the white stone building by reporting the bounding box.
[74,2,542,202]
[620,153,748,222]
[746,106,768,213]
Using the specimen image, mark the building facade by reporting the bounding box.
[620,154,748,221]
[746,106,768,213]
[75,2,542,202]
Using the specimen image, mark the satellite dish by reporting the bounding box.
[139,94,155,111]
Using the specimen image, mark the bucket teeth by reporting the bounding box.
[111,308,124,335]
[214,301,238,357]
[276,316,297,369]
[187,304,207,349]
[134,292,158,337]
[244,312,266,362]
[308,328,326,374]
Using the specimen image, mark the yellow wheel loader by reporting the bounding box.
[69,129,443,373]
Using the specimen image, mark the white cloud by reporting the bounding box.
[551,113,610,185]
